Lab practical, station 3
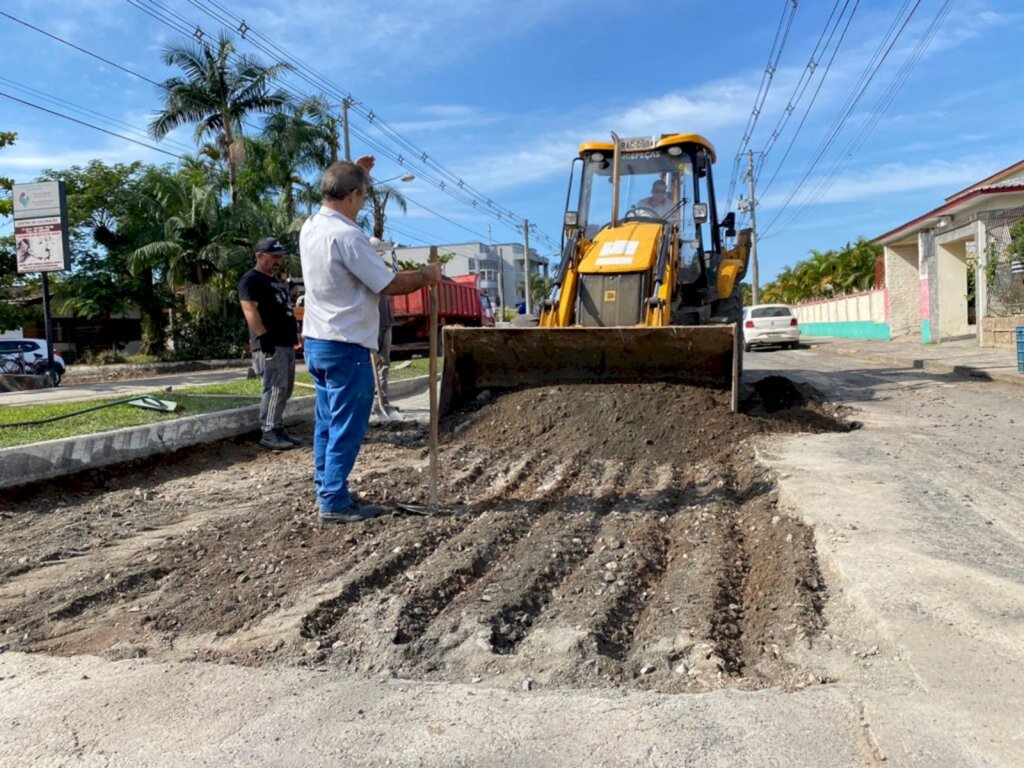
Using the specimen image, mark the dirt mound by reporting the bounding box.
[0,378,846,694]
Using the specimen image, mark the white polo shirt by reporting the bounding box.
[299,207,395,351]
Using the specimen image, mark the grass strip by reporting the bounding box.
[0,358,431,449]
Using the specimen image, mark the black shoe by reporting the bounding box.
[276,427,301,446]
[260,430,296,450]
[318,502,384,525]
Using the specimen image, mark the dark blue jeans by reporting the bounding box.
[304,338,375,514]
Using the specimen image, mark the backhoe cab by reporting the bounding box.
[543,132,749,330]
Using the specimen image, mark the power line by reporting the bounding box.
[760,0,924,237]
[181,0,559,248]
[0,76,195,156]
[0,10,161,86]
[756,0,860,201]
[726,0,800,210]
[0,91,185,159]
[764,0,953,237]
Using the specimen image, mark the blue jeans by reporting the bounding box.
[304,338,375,514]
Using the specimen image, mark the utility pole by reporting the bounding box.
[746,149,759,305]
[490,224,505,322]
[522,219,532,317]
[341,98,352,161]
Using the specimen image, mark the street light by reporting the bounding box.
[372,173,415,185]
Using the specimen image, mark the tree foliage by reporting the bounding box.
[0,131,15,218]
[0,133,41,332]
[760,237,881,305]
[149,31,292,203]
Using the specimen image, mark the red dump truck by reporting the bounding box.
[291,274,494,357]
[390,273,494,355]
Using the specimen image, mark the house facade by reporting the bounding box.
[874,159,1024,347]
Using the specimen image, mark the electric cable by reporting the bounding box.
[0,91,186,160]
[765,0,952,237]
[0,396,173,429]
[756,0,860,200]
[726,0,800,209]
[182,0,559,247]
[760,0,923,237]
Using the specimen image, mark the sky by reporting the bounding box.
[1,0,1022,284]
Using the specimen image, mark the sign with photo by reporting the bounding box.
[11,181,70,274]
[14,217,67,273]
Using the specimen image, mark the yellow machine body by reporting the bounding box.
[442,132,749,416]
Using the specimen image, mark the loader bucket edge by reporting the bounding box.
[440,325,740,416]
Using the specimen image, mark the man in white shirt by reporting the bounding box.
[300,156,442,524]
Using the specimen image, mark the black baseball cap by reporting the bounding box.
[254,236,286,255]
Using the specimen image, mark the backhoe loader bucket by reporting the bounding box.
[440,325,741,416]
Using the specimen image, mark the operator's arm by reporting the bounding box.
[240,300,267,336]
[382,263,443,295]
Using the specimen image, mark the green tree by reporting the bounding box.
[365,181,409,240]
[149,31,293,203]
[242,98,326,222]
[0,131,15,218]
[39,161,170,354]
[761,237,881,304]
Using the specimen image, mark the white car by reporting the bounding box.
[742,304,801,352]
[0,338,66,385]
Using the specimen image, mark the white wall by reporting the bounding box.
[793,289,887,325]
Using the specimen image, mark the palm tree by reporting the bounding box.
[149,31,293,203]
[256,101,326,221]
[300,95,342,168]
[366,182,409,240]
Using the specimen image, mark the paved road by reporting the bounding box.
[0,367,255,406]
[1,344,1022,766]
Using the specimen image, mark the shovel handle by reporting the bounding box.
[428,284,439,511]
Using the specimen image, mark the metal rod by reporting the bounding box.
[428,281,439,512]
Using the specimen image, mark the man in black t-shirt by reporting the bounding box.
[239,237,299,450]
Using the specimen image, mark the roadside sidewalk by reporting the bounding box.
[804,335,1023,387]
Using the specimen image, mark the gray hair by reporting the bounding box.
[320,161,369,201]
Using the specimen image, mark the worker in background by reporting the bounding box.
[369,237,400,419]
[238,237,299,451]
[300,157,442,525]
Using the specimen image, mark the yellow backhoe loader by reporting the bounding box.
[441,132,751,415]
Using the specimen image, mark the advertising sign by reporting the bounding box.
[11,181,70,274]
[14,217,67,273]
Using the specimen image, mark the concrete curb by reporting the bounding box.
[0,375,429,491]
[0,397,311,491]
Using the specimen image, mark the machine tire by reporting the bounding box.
[711,287,743,326]
[744,343,752,353]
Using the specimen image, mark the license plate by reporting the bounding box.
[620,135,656,150]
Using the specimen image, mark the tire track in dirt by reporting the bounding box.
[385,459,627,679]
[0,382,846,694]
[390,452,583,647]
[519,463,679,688]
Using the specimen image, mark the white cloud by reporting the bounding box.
[761,157,999,210]
[390,104,509,133]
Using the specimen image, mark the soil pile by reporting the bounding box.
[0,377,847,694]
